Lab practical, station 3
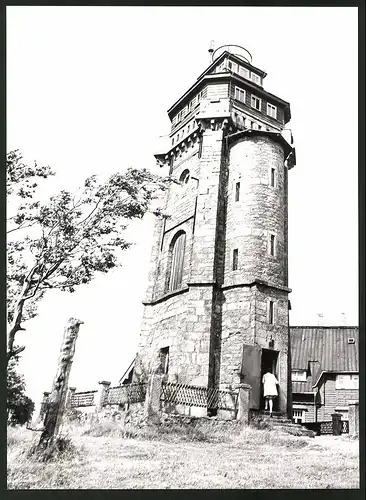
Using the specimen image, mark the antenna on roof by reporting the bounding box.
[316,313,324,326]
[208,40,215,63]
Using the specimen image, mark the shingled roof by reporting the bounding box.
[290,326,359,393]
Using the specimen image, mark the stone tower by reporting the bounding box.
[134,44,296,416]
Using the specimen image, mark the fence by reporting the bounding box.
[160,382,239,412]
[70,390,98,408]
[303,420,349,436]
[103,383,147,406]
[39,380,248,424]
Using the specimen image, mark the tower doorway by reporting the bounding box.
[260,349,279,410]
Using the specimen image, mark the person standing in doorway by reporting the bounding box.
[262,368,279,417]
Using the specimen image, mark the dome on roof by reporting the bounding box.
[212,44,252,65]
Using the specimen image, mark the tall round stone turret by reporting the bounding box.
[225,134,287,288]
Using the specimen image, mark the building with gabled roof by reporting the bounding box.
[290,326,359,423]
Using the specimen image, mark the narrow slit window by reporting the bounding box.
[270,234,276,256]
[270,168,276,187]
[235,182,240,202]
[233,249,238,271]
[269,301,274,324]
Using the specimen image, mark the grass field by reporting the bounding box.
[7,421,359,489]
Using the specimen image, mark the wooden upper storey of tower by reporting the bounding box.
[167,51,291,136]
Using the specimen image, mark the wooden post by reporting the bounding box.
[331,413,342,436]
[39,318,83,447]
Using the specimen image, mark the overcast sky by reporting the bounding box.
[7,6,358,406]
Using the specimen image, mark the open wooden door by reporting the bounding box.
[241,344,262,410]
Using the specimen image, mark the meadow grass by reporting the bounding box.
[7,420,359,489]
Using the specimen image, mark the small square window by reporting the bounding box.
[267,103,277,119]
[235,87,246,103]
[235,182,240,202]
[232,249,238,271]
[251,95,261,111]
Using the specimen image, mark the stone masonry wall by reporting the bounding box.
[152,150,200,299]
[224,136,287,288]
[135,285,213,387]
[136,126,226,389]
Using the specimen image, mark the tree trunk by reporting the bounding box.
[39,317,83,447]
[7,265,38,365]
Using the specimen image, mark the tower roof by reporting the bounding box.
[167,49,290,123]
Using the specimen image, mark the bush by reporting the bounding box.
[7,360,35,426]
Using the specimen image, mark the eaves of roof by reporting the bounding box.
[312,369,359,389]
[227,129,294,159]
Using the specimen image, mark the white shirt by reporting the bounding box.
[262,372,278,397]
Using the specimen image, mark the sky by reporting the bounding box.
[7,6,358,407]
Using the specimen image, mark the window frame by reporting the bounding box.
[292,409,305,424]
[232,248,239,271]
[251,95,262,111]
[228,60,238,73]
[291,370,307,382]
[234,86,246,104]
[270,167,277,188]
[235,182,240,202]
[168,231,187,292]
[268,232,276,257]
[251,72,261,85]
[179,169,190,185]
[268,300,274,324]
[239,66,250,79]
[267,103,277,119]
[335,374,359,390]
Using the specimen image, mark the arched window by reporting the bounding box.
[179,169,190,185]
[168,231,186,292]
